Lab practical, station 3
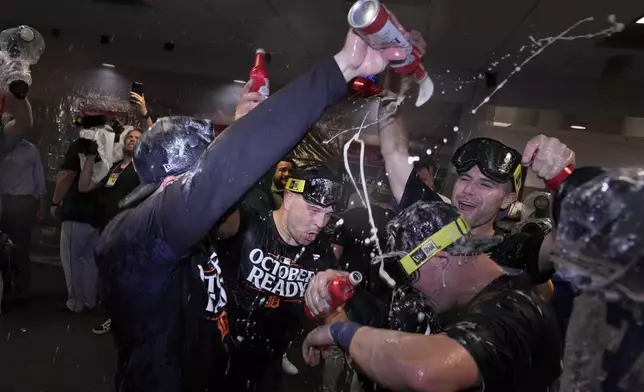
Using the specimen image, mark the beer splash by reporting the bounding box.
[472,15,625,114]
[340,107,397,288]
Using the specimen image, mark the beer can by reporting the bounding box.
[348,0,427,83]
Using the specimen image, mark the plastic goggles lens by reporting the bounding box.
[451,138,523,192]
[285,177,343,208]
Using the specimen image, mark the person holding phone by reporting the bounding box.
[129,82,153,130]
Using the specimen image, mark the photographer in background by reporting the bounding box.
[0,91,39,305]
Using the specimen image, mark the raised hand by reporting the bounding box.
[334,30,407,82]
[234,79,266,121]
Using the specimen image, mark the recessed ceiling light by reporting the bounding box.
[102,63,115,68]
[636,16,644,24]
[493,121,512,127]
[233,80,246,84]
[570,125,586,130]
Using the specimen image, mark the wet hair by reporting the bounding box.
[386,201,469,255]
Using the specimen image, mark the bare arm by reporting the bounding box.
[159,57,352,255]
[216,210,240,240]
[378,115,413,203]
[141,115,153,130]
[349,328,479,392]
[538,232,556,272]
[3,96,33,139]
[52,170,77,204]
[78,156,99,192]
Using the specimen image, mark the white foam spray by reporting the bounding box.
[472,16,625,114]
[339,107,397,288]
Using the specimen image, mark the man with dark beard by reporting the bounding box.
[244,158,297,216]
[95,31,407,392]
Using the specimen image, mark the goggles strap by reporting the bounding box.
[512,164,523,193]
[399,216,471,276]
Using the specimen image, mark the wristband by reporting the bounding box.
[330,321,362,352]
[141,112,151,119]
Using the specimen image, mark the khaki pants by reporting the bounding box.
[60,221,99,312]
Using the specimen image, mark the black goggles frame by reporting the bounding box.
[451,138,524,193]
[285,177,344,209]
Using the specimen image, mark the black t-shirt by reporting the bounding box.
[488,230,551,285]
[400,172,549,284]
[60,140,99,226]
[439,275,562,392]
[95,160,140,230]
[226,204,338,318]
[334,205,396,302]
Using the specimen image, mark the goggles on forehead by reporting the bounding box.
[452,138,524,193]
[399,216,471,276]
[285,177,343,209]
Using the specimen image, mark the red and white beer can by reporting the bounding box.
[348,0,427,83]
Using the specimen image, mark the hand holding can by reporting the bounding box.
[347,0,434,106]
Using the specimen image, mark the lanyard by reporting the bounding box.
[105,162,128,188]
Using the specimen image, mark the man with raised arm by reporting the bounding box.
[95,31,406,392]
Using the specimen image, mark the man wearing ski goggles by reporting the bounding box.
[214,165,345,391]
[376,108,574,294]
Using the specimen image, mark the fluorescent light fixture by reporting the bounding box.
[570,125,586,130]
[493,121,512,127]
[636,16,644,24]
[233,80,246,84]
[102,63,115,68]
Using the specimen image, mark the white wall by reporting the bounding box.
[478,125,644,188]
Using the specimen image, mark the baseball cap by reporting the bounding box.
[384,201,503,283]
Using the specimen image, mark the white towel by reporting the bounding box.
[79,125,116,186]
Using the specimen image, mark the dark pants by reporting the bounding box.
[0,195,37,299]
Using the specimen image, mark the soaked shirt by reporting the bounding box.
[400,171,549,284]
[94,56,349,392]
[227,204,338,318]
[439,275,562,392]
[95,160,139,231]
[333,205,396,302]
